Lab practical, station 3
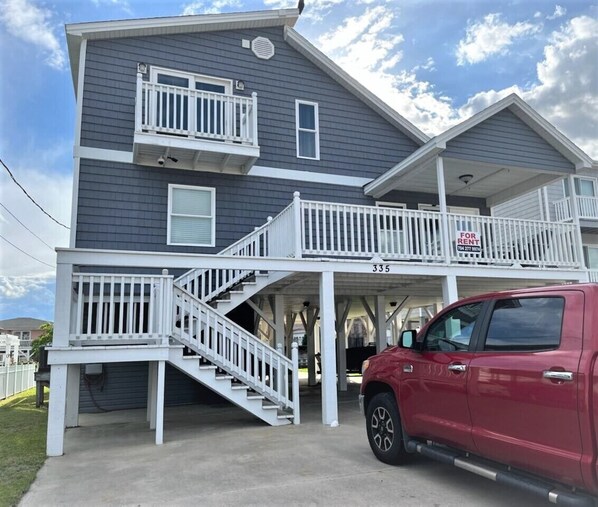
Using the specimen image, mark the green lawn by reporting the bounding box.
[0,388,47,507]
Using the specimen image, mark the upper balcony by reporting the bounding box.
[554,196,598,223]
[133,73,260,173]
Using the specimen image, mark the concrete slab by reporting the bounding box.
[22,381,549,506]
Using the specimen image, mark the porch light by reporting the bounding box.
[235,80,245,91]
[137,62,148,74]
[459,174,473,185]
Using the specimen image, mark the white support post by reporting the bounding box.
[285,311,297,358]
[54,262,74,347]
[375,295,386,353]
[293,191,303,259]
[65,364,80,428]
[251,92,258,147]
[46,364,68,456]
[436,156,452,264]
[148,362,157,429]
[319,271,338,427]
[291,342,300,425]
[442,275,459,307]
[274,294,285,351]
[567,174,586,268]
[335,299,351,392]
[155,360,165,445]
[135,72,143,132]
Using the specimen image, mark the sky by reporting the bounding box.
[0,0,597,322]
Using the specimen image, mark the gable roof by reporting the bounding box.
[365,93,594,197]
[65,8,428,146]
[0,317,50,332]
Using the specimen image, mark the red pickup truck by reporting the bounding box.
[360,284,598,506]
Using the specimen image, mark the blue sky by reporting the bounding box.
[0,0,597,322]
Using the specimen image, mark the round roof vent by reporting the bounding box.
[251,37,275,60]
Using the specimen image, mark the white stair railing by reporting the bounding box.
[172,286,298,411]
[175,198,297,302]
[70,273,173,343]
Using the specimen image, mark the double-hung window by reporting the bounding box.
[296,100,320,159]
[563,177,597,198]
[168,184,215,247]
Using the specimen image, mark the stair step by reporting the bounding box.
[255,273,269,278]
[262,403,279,410]
[278,413,294,420]
[182,355,202,360]
[199,365,217,370]
[241,281,257,286]
[246,392,265,400]
[228,290,244,295]
[231,384,250,390]
[215,374,234,380]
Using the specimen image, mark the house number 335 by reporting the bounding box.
[372,264,390,272]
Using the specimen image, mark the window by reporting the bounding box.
[484,297,564,351]
[376,202,406,255]
[296,100,319,159]
[585,246,598,269]
[168,185,215,246]
[563,177,597,198]
[424,302,483,351]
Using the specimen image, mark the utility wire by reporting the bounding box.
[0,233,55,269]
[0,202,55,251]
[0,158,70,230]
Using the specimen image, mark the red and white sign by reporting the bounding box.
[456,230,481,253]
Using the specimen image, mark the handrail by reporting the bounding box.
[172,286,297,410]
[554,195,598,222]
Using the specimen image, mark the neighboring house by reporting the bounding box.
[47,7,595,456]
[494,161,598,282]
[0,317,49,362]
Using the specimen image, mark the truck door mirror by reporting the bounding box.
[400,330,417,349]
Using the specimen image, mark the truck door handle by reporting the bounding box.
[543,370,573,381]
[448,364,467,372]
[403,364,413,373]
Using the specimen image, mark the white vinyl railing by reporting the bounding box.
[136,79,258,146]
[0,363,36,400]
[589,270,598,283]
[554,196,598,222]
[173,286,297,411]
[446,214,581,267]
[70,273,173,343]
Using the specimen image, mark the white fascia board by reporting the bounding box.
[283,27,429,146]
[75,146,134,163]
[48,345,172,364]
[364,141,445,198]
[134,132,260,158]
[248,165,371,187]
[55,247,585,281]
[66,8,299,90]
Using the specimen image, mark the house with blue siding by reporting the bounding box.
[47,6,595,456]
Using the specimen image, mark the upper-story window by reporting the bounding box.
[168,184,215,247]
[296,100,320,160]
[150,67,232,136]
[563,177,597,198]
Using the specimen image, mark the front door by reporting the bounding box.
[467,291,584,487]
[399,301,484,451]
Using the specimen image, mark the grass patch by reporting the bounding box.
[0,388,47,507]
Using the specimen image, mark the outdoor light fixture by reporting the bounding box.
[303,301,310,308]
[235,80,246,91]
[137,62,148,74]
[459,174,474,185]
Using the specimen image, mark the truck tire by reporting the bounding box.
[366,392,411,465]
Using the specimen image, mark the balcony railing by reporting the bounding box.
[589,270,598,283]
[135,80,258,146]
[554,196,598,222]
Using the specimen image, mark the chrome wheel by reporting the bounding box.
[371,406,394,452]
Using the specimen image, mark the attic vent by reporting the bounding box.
[251,37,275,60]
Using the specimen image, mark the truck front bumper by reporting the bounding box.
[358,394,365,415]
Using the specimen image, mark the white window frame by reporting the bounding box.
[150,66,233,93]
[295,100,320,160]
[167,184,216,247]
[563,176,598,198]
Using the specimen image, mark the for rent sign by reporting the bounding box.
[456,230,481,253]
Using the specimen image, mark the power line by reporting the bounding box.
[0,202,55,251]
[0,233,56,269]
[0,158,70,230]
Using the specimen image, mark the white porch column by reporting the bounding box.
[436,156,452,264]
[567,174,586,268]
[274,294,285,351]
[442,275,458,307]
[147,361,157,425]
[155,360,165,445]
[320,271,338,426]
[65,364,80,428]
[375,295,386,352]
[46,364,68,456]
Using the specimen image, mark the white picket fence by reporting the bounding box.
[0,363,36,400]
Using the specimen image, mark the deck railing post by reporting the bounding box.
[251,92,258,147]
[291,341,300,424]
[567,175,586,269]
[293,192,303,259]
[135,72,143,132]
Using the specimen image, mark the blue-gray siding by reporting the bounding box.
[443,109,574,173]
[81,26,419,180]
[76,158,488,251]
[492,190,543,220]
[79,362,229,413]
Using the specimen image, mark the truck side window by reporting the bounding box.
[484,297,564,351]
[424,302,482,352]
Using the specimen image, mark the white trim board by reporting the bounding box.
[75,146,134,163]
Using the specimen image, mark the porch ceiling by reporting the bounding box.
[260,272,565,314]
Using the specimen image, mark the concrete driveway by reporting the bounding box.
[22,381,550,506]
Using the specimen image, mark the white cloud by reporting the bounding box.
[0,275,54,299]
[182,0,242,15]
[91,0,133,15]
[413,57,436,72]
[0,0,66,69]
[458,15,598,158]
[547,5,566,20]
[456,13,540,65]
